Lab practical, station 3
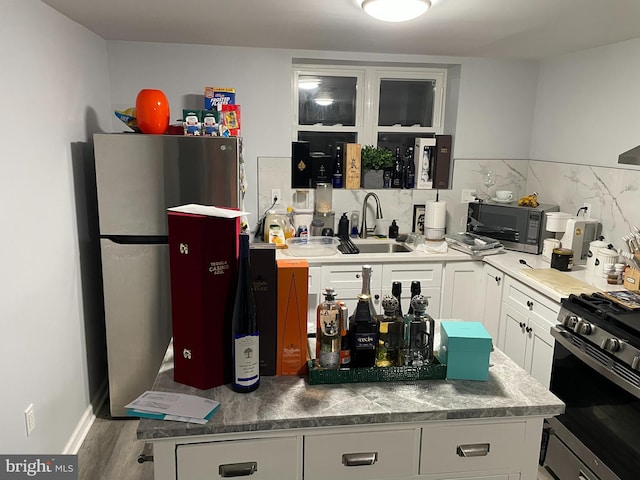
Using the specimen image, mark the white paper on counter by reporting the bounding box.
[168,203,251,218]
[125,391,220,419]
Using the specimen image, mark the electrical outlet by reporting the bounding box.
[582,203,592,219]
[25,404,35,436]
[271,189,281,206]
[461,189,477,203]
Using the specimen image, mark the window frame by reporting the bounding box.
[292,64,447,149]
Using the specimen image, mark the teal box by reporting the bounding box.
[439,321,492,381]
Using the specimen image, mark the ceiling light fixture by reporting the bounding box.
[362,0,431,22]
[314,98,334,106]
[298,79,320,90]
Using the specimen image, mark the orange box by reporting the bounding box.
[276,259,309,376]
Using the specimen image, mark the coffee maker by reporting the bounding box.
[561,218,602,264]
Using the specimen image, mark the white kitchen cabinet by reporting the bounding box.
[479,263,504,342]
[175,436,301,479]
[155,417,543,480]
[498,276,558,388]
[319,262,443,318]
[304,428,419,480]
[440,261,483,321]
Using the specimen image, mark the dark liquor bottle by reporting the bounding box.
[332,145,343,189]
[391,281,403,318]
[391,147,402,189]
[349,294,378,367]
[404,147,415,189]
[231,233,260,393]
[377,295,404,367]
[316,288,341,369]
[407,281,421,315]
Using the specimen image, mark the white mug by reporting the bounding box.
[542,238,561,259]
[586,240,608,272]
[495,190,513,201]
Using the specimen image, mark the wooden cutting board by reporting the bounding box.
[519,268,600,296]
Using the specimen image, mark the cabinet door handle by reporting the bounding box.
[218,462,257,477]
[494,276,501,285]
[527,300,534,309]
[519,322,526,329]
[374,294,380,300]
[342,452,378,466]
[456,443,490,457]
[356,274,361,279]
[526,326,533,333]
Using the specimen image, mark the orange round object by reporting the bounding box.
[135,89,170,134]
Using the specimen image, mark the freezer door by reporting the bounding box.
[94,134,240,236]
[100,239,172,417]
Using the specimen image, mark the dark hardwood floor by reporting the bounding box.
[78,401,153,480]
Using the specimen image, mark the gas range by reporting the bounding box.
[556,293,640,391]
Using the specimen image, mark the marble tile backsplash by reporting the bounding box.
[256,156,640,249]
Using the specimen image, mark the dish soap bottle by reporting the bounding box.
[388,220,399,239]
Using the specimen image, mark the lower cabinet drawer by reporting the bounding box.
[304,428,419,480]
[176,436,299,479]
[420,422,526,475]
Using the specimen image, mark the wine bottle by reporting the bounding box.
[360,265,378,318]
[404,146,415,189]
[348,294,378,367]
[391,147,402,188]
[332,145,343,189]
[407,281,421,315]
[231,233,260,393]
[316,288,341,369]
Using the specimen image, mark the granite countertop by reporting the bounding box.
[484,250,623,303]
[137,331,564,441]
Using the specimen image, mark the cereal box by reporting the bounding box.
[204,87,236,111]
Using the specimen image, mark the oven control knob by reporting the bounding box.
[632,356,640,371]
[574,320,593,335]
[601,337,621,353]
[562,314,579,329]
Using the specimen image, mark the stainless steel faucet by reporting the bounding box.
[360,192,383,239]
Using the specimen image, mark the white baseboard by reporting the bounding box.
[63,381,108,454]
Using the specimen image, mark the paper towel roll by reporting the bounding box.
[425,201,446,229]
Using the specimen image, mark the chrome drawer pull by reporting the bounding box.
[218,461,257,477]
[342,452,378,466]
[456,443,490,457]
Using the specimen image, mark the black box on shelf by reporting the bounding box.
[250,243,278,376]
[291,141,312,188]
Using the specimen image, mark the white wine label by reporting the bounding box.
[234,333,259,387]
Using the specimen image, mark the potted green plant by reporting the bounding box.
[361,145,393,189]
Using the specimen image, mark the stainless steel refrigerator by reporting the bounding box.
[94,133,242,417]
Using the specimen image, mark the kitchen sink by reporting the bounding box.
[354,243,413,254]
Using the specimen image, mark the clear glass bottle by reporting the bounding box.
[392,281,403,318]
[231,233,260,393]
[332,145,343,189]
[316,288,341,369]
[377,295,404,367]
[407,281,421,315]
[401,295,427,366]
[349,294,378,367]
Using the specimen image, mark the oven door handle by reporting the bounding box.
[551,326,640,400]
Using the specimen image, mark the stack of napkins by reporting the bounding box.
[126,391,220,424]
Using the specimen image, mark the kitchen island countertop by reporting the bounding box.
[137,333,564,441]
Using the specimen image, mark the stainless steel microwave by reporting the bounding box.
[466,202,559,254]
